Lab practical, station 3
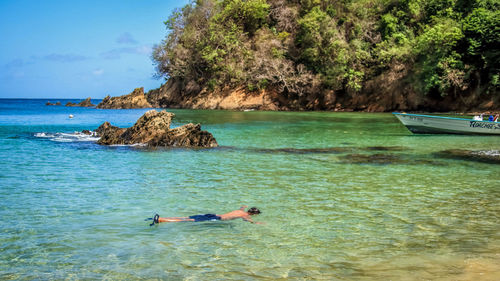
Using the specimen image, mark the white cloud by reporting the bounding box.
[93,69,104,76]
[100,45,153,60]
[44,53,89,62]
[116,32,138,44]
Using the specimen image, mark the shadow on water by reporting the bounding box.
[184,221,236,230]
[363,146,406,151]
[6,135,21,139]
[211,145,449,166]
[152,221,236,232]
[215,145,409,155]
[250,147,352,154]
[336,153,447,166]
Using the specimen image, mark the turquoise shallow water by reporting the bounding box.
[0,99,499,280]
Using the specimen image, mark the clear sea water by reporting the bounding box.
[0,99,499,280]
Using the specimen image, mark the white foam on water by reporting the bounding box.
[34,132,52,138]
[475,150,500,156]
[109,143,147,147]
[34,131,150,147]
[34,132,101,142]
[34,132,152,147]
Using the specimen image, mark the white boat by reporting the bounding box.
[392,112,500,135]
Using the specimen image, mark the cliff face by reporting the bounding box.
[146,79,279,110]
[97,87,152,109]
[144,78,499,112]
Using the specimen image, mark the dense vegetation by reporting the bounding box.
[152,0,499,100]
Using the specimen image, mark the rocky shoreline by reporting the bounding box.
[97,87,152,109]
[55,78,498,113]
[77,79,498,113]
[146,80,498,112]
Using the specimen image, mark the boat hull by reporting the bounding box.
[393,113,500,135]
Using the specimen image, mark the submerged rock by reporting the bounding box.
[252,147,352,154]
[97,87,152,109]
[94,110,218,148]
[363,146,407,151]
[338,153,400,165]
[66,97,95,107]
[434,149,500,164]
[338,153,445,166]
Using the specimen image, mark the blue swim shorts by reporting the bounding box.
[188,214,221,222]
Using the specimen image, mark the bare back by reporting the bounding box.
[217,210,250,221]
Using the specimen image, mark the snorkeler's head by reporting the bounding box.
[247,207,261,215]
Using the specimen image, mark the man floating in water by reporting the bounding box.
[149,206,262,225]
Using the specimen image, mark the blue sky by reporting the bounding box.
[0,0,189,98]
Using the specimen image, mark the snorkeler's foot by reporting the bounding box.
[149,214,160,226]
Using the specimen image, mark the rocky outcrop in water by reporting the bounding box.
[95,122,126,144]
[434,149,500,164]
[46,101,61,106]
[94,110,218,148]
[97,87,152,109]
[66,97,95,107]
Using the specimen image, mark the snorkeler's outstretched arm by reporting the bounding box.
[239,205,248,210]
[242,217,254,223]
[242,217,264,224]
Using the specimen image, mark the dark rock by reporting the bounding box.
[94,110,217,148]
[245,146,407,155]
[95,122,126,145]
[434,149,500,164]
[338,152,447,166]
[338,153,400,165]
[154,123,219,147]
[78,97,94,107]
[146,79,182,108]
[97,87,152,109]
[46,101,61,106]
[363,146,407,151]
[253,147,351,154]
[66,97,95,107]
[108,110,173,144]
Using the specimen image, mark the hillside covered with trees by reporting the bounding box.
[150,0,499,111]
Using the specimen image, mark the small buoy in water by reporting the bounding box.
[69,114,74,118]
